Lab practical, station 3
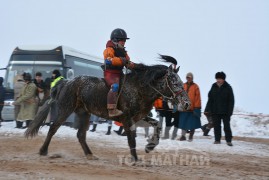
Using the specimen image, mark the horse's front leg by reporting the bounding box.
[123,123,138,162]
[142,116,161,153]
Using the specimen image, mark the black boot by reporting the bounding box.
[26,120,31,127]
[203,128,211,136]
[188,130,195,142]
[106,126,112,135]
[16,121,23,128]
[114,126,123,135]
[121,131,127,136]
[90,124,97,132]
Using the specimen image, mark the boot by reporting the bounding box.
[121,131,127,136]
[90,124,97,132]
[171,127,178,140]
[203,128,211,136]
[16,121,23,128]
[179,135,186,141]
[106,126,112,135]
[177,130,186,141]
[188,130,195,142]
[107,90,123,118]
[162,126,171,139]
[114,126,123,135]
[26,120,31,127]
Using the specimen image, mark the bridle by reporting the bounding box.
[149,74,184,103]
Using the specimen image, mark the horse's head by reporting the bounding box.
[129,55,191,111]
[157,55,191,111]
[165,64,191,111]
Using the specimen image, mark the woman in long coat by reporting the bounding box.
[13,73,38,128]
[178,72,201,141]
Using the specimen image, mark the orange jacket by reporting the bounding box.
[103,40,130,67]
[154,98,163,110]
[183,82,201,111]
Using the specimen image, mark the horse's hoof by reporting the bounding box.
[145,143,155,153]
[39,150,48,156]
[86,154,99,160]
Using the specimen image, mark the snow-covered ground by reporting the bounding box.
[1,109,268,159]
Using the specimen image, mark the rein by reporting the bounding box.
[116,67,128,107]
[149,75,177,101]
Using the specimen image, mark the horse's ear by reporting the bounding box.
[175,66,180,73]
[168,65,173,72]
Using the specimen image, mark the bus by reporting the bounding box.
[1,45,104,125]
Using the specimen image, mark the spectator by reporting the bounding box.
[13,73,38,128]
[50,69,64,124]
[13,75,25,128]
[89,114,112,135]
[113,121,126,136]
[0,77,5,123]
[204,71,235,146]
[201,113,214,136]
[178,72,201,142]
[34,72,45,106]
[162,100,179,140]
[153,98,165,132]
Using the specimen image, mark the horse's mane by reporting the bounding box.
[129,55,177,86]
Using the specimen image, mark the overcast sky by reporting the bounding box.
[1,0,269,114]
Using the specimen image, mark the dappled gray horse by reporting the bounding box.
[25,55,191,161]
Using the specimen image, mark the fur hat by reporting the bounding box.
[215,71,226,80]
[22,72,32,81]
[186,72,193,79]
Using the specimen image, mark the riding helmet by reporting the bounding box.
[110,28,130,42]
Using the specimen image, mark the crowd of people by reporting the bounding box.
[0,70,63,129]
[153,71,234,146]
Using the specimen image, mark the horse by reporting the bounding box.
[25,55,191,162]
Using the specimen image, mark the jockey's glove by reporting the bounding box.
[105,59,112,65]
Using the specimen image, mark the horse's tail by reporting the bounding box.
[24,99,52,138]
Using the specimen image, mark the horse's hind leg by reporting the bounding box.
[39,109,72,156]
[75,110,98,160]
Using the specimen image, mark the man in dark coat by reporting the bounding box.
[204,72,235,146]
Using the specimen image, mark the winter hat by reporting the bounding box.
[186,72,193,79]
[22,72,32,81]
[215,71,226,80]
[52,69,61,79]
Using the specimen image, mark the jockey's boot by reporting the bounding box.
[106,126,112,135]
[90,124,97,132]
[107,91,123,117]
